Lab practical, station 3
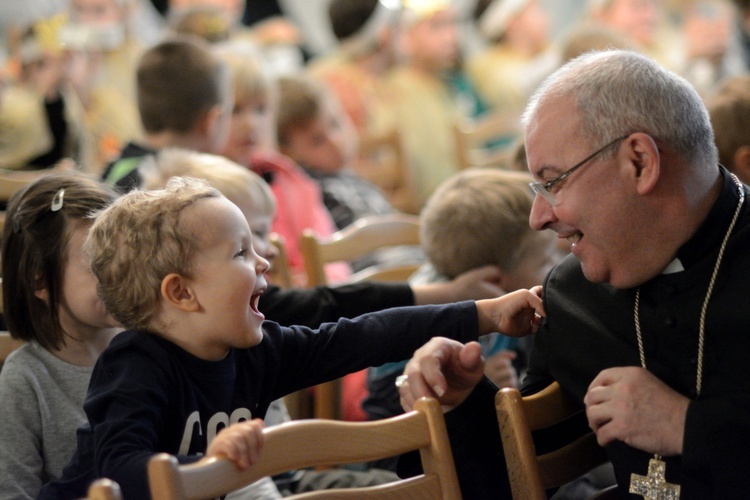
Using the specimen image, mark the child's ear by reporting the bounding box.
[198,104,225,145]
[34,275,48,303]
[160,273,200,312]
[34,288,49,303]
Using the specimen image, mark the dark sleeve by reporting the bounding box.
[265,301,480,398]
[397,377,512,500]
[683,396,750,497]
[259,282,415,328]
[320,187,356,230]
[520,270,556,395]
[26,94,67,168]
[38,341,174,500]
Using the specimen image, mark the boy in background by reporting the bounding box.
[276,74,396,232]
[101,35,232,192]
[707,74,750,184]
[389,0,491,207]
[41,176,545,499]
[217,44,348,286]
[364,169,560,456]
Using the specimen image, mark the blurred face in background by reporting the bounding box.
[169,0,244,21]
[506,0,550,55]
[222,90,274,165]
[70,0,126,26]
[280,96,358,174]
[402,7,459,73]
[593,0,663,48]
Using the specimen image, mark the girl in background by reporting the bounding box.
[0,171,121,499]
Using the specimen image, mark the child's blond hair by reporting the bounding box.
[85,177,220,330]
[141,148,276,216]
[216,42,272,111]
[420,168,546,278]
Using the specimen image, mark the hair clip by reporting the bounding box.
[12,215,21,233]
[51,189,65,212]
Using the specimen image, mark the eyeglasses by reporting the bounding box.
[529,135,628,206]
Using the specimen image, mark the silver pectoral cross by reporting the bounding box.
[629,456,681,500]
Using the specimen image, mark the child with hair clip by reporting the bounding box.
[0,171,122,499]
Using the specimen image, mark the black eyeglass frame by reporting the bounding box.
[529,135,629,205]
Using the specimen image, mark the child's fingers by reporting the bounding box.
[234,419,264,468]
[210,419,265,470]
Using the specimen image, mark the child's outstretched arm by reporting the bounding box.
[205,418,265,470]
[476,285,544,337]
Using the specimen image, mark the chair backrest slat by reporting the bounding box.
[148,397,462,500]
[495,382,611,499]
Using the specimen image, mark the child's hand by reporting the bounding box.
[476,286,545,337]
[206,418,265,470]
[484,350,518,389]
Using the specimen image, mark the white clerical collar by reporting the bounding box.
[661,258,685,274]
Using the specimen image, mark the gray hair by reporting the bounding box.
[522,50,717,168]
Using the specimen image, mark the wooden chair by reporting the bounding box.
[453,111,522,170]
[355,128,420,215]
[87,478,122,500]
[0,332,24,370]
[495,382,613,500]
[147,397,461,500]
[269,231,310,420]
[300,213,421,288]
[298,214,422,420]
[268,232,293,290]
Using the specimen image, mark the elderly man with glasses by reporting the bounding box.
[398,49,750,499]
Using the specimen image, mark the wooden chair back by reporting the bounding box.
[148,397,462,500]
[495,382,611,500]
[267,232,293,289]
[453,112,522,170]
[355,128,420,214]
[0,332,24,369]
[298,214,422,420]
[300,213,421,288]
[87,478,122,500]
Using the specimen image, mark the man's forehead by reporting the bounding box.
[525,97,580,169]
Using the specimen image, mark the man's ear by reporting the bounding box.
[160,273,200,312]
[732,145,750,185]
[623,132,660,195]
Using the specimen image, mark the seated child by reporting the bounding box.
[39,176,544,499]
[141,148,398,493]
[101,35,232,192]
[276,74,395,231]
[707,74,750,185]
[0,171,121,498]
[217,43,348,286]
[389,0,492,206]
[364,169,560,446]
[276,74,424,272]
